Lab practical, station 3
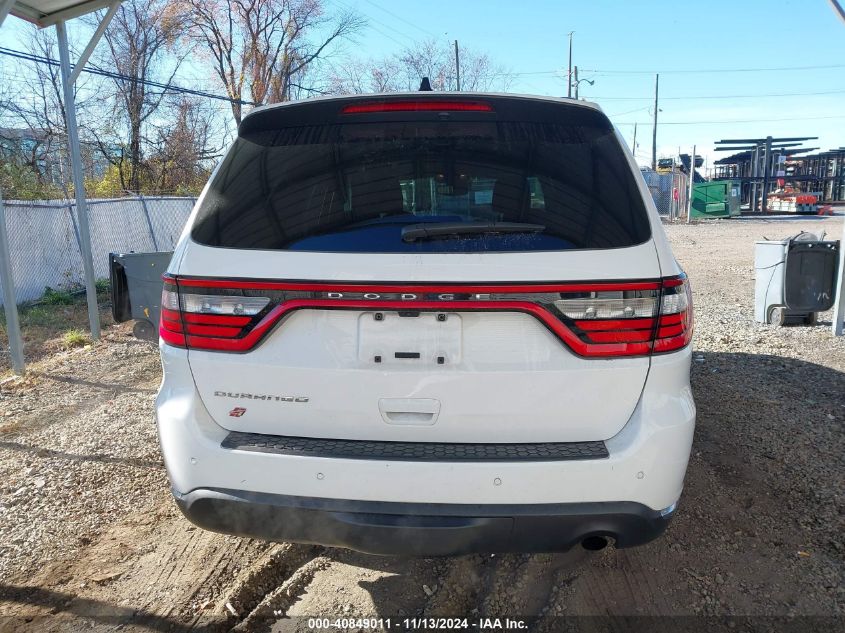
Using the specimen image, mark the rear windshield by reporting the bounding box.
[191,110,651,252]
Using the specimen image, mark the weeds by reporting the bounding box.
[0,280,114,372]
[61,329,90,349]
[40,279,110,305]
[41,286,81,305]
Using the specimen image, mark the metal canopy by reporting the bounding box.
[713,148,818,164]
[0,0,122,373]
[712,136,826,213]
[715,137,817,145]
[9,0,113,27]
[714,142,805,152]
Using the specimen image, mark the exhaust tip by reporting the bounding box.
[581,536,609,551]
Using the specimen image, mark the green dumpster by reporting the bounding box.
[691,181,740,218]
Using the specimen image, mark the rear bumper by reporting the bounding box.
[157,344,694,554]
[174,487,673,556]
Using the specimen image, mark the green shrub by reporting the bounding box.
[61,328,90,349]
[41,286,80,305]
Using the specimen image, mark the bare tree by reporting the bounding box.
[3,27,103,196]
[147,96,224,193]
[183,0,363,123]
[98,0,186,192]
[326,39,513,95]
[323,55,401,94]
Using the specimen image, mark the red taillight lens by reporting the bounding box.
[555,275,693,357]
[159,275,692,357]
[159,279,186,347]
[554,289,660,357]
[159,276,272,351]
[341,100,494,114]
[653,276,694,353]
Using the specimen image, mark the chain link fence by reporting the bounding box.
[2,177,693,307]
[641,169,690,219]
[1,196,195,305]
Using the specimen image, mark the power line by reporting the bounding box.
[329,0,416,49]
[591,88,845,101]
[613,114,845,125]
[498,62,845,78]
[581,63,845,74]
[3,60,837,104]
[363,22,413,49]
[0,47,255,106]
[361,0,438,38]
[607,106,651,117]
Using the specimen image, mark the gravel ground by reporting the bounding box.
[0,216,843,631]
[0,330,166,580]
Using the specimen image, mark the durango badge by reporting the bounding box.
[214,391,309,402]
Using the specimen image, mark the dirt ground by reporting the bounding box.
[0,216,843,632]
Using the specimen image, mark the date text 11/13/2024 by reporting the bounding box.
[304,617,529,630]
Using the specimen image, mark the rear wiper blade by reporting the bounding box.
[401,222,546,242]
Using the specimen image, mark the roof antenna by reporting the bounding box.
[419,77,433,91]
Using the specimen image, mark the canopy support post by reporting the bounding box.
[69,0,119,84]
[832,213,845,336]
[56,18,101,339]
[0,192,25,374]
[0,0,16,26]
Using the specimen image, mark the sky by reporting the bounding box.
[1,0,844,172]
[327,0,845,172]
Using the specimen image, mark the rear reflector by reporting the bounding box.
[341,100,494,114]
[159,275,692,357]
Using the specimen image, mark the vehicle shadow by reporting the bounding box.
[0,584,200,632]
[313,351,845,619]
[688,350,843,500]
[42,373,157,395]
[324,546,593,618]
[0,441,163,470]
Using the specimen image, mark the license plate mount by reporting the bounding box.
[357,312,462,366]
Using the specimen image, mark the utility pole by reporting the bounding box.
[651,73,659,170]
[567,31,574,98]
[751,145,760,212]
[454,40,461,91]
[687,144,696,224]
[761,135,773,212]
[632,122,638,158]
[573,66,579,99]
[829,0,845,335]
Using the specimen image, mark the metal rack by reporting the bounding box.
[712,137,845,210]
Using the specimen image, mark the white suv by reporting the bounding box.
[156,93,695,556]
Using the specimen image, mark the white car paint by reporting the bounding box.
[155,93,696,552]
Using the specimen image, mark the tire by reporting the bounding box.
[768,306,786,327]
[133,319,157,341]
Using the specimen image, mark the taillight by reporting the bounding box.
[554,288,661,357]
[553,275,692,356]
[159,276,273,351]
[159,275,692,357]
[654,276,694,353]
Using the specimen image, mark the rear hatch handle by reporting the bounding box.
[378,398,441,425]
